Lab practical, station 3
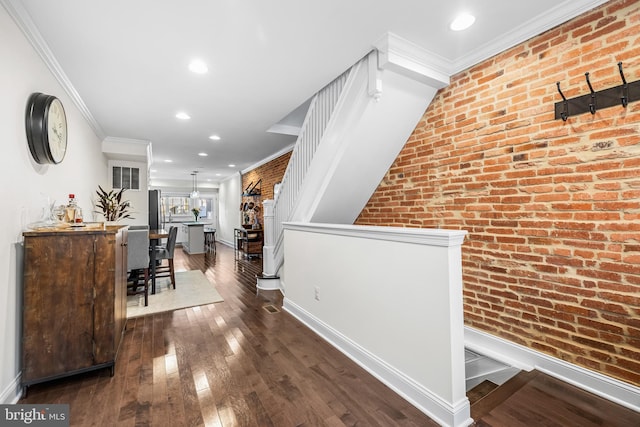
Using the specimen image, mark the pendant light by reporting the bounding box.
[190,171,199,198]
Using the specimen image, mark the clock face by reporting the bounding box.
[25,92,68,165]
[46,98,67,163]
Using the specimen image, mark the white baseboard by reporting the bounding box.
[465,326,640,413]
[283,298,473,427]
[256,277,282,291]
[1,374,22,404]
[217,238,234,248]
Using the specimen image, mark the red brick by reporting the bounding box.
[242,151,291,224]
[355,0,640,386]
[581,299,630,315]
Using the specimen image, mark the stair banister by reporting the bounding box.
[263,64,354,277]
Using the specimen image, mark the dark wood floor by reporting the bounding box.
[471,370,639,427]
[19,243,640,426]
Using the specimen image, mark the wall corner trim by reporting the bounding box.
[1,373,22,404]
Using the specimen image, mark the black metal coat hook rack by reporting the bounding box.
[555,62,640,121]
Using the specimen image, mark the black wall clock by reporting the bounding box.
[25,92,68,164]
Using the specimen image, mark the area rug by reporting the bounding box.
[127,270,224,318]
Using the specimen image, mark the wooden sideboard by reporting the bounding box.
[21,225,128,394]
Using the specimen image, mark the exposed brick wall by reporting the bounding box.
[242,151,292,225]
[356,0,640,386]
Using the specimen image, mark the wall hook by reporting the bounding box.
[554,62,640,121]
[585,72,596,114]
[556,82,568,121]
[618,62,628,108]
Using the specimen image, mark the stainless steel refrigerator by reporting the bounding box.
[149,189,162,229]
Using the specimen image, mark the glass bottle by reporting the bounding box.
[65,194,77,223]
[74,206,83,224]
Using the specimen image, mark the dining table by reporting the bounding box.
[149,228,169,294]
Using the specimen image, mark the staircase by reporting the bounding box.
[465,348,520,404]
[260,33,449,285]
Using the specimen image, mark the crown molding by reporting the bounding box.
[373,32,451,89]
[450,0,610,74]
[221,170,242,184]
[241,144,295,174]
[266,123,301,137]
[103,136,152,146]
[102,137,152,165]
[1,0,105,139]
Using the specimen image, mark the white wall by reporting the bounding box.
[217,173,242,246]
[292,51,443,225]
[283,223,471,427]
[106,159,149,226]
[0,6,107,403]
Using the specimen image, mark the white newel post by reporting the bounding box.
[261,199,277,278]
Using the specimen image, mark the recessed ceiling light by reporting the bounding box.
[176,112,191,120]
[150,169,157,172]
[216,173,221,176]
[228,164,236,168]
[198,152,208,157]
[188,59,208,74]
[209,134,221,141]
[164,159,173,163]
[450,13,475,31]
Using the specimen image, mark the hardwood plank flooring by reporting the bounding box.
[20,243,438,426]
[467,380,498,406]
[19,243,639,426]
[472,370,640,427]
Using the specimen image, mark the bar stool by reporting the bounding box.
[204,227,216,253]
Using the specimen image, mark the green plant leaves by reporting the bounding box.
[95,185,134,221]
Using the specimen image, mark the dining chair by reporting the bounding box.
[153,226,178,289]
[127,227,150,306]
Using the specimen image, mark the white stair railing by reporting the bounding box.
[268,64,354,274]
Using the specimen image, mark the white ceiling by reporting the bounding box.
[5,0,607,185]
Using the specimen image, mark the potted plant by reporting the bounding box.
[95,185,134,222]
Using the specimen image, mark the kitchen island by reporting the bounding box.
[181,222,211,254]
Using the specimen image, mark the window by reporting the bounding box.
[162,195,217,223]
[112,166,140,190]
